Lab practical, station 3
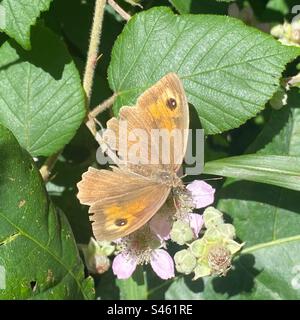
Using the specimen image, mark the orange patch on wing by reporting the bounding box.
[149,103,179,131]
[105,200,148,220]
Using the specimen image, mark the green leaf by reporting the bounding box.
[0,124,94,299]
[169,0,232,14]
[116,267,148,300]
[210,90,300,249]
[0,25,86,156]
[0,0,53,50]
[108,7,300,134]
[168,0,191,14]
[247,89,300,156]
[218,182,300,246]
[205,90,300,191]
[266,0,289,16]
[47,128,95,244]
[95,270,120,300]
[164,277,202,299]
[44,0,123,75]
[204,154,300,191]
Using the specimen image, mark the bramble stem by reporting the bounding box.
[39,151,61,182]
[40,0,107,182]
[83,0,106,105]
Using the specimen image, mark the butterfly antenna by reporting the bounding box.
[93,118,121,167]
[203,177,223,181]
[179,173,187,179]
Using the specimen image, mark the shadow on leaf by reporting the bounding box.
[218,180,300,214]
[10,24,72,80]
[212,254,260,297]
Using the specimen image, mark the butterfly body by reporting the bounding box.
[144,169,183,188]
[77,73,189,241]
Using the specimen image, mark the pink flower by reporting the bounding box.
[150,249,175,279]
[149,213,172,241]
[187,213,204,237]
[186,180,215,208]
[112,254,137,279]
[112,249,175,280]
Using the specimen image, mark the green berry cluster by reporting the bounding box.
[174,207,244,279]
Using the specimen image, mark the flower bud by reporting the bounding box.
[271,21,300,46]
[79,238,115,274]
[204,223,236,241]
[203,206,224,228]
[193,264,211,280]
[218,223,236,239]
[291,20,300,42]
[98,240,116,256]
[174,249,197,275]
[92,255,111,274]
[271,24,285,38]
[226,239,245,255]
[288,73,300,87]
[189,239,206,258]
[170,220,194,245]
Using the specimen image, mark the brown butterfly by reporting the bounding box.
[77,73,189,241]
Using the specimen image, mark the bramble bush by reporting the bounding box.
[0,0,300,300]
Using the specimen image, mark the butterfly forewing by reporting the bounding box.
[103,73,189,176]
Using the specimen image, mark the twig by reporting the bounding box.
[86,94,117,136]
[124,0,143,9]
[83,0,106,105]
[39,151,61,182]
[108,0,131,21]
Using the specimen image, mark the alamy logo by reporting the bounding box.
[95,124,205,176]
[0,5,5,29]
[0,265,6,290]
[292,5,300,23]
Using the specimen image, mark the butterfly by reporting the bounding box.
[77,73,189,241]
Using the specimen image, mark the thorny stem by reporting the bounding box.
[83,0,106,105]
[40,0,107,181]
[108,0,131,21]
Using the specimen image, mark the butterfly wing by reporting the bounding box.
[103,73,189,175]
[77,167,170,241]
[77,73,188,240]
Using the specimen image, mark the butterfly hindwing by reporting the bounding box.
[77,167,170,240]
